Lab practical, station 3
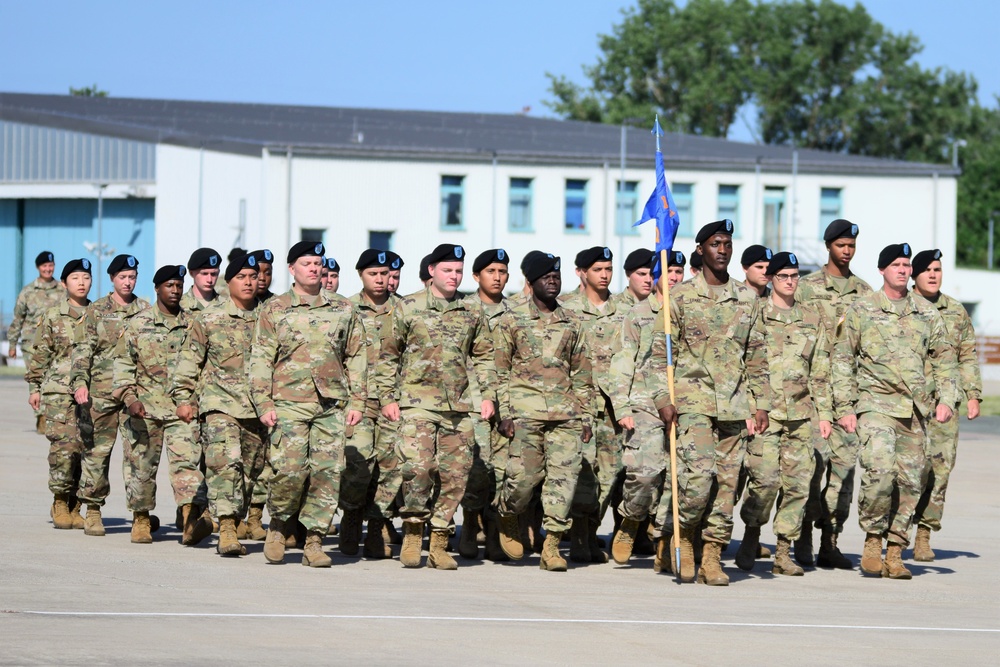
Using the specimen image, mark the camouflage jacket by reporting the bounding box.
[112,306,188,420]
[249,289,367,415]
[350,291,397,416]
[495,297,594,425]
[761,297,833,422]
[561,289,635,402]
[669,272,771,420]
[179,288,220,313]
[608,296,673,419]
[25,300,89,395]
[375,287,496,413]
[915,291,982,405]
[170,297,259,419]
[7,278,63,350]
[70,294,150,396]
[797,267,872,340]
[832,289,959,420]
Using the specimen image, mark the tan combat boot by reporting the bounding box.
[611,517,640,565]
[482,508,508,561]
[698,541,729,586]
[458,508,481,559]
[84,504,105,536]
[588,518,609,563]
[384,520,402,545]
[302,530,332,567]
[69,499,86,530]
[263,517,287,564]
[913,525,935,562]
[735,525,761,572]
[674,527,697,583]
[860,533,883,576]
[235,519,248,541]
[817,529,853,569]
[498,512,524,560]
[758,543,772,559]
[428,530,458,570]
[339,507,362,556]
[217,516,246,556]
[772,536,804,576]
[364,516,391,559]
[794,528,814,566]
[181,504,213,546]
[246,504,267,541]
[400,520,424,568]
[51,494,73,530]
[654,536,667,574]
[540,531,567,572]
[882,543,912,580]
[131,511,153,544]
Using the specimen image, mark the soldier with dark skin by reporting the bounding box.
[251,249,276,302]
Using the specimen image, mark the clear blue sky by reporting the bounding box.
[2,0,996,140]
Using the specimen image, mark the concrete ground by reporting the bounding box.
[0,379,997,666]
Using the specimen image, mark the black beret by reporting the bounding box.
[153,265,186,287]
[911,249,942,277]
[690,251,703,269]
[107,254,139,276]
[741,245,772,267]
[667,250,686,267]
[250,249,274,264]
[623,248,656,273]
[878,243,912,270]
[473,248,510,273]
[520,250,546,275]
[766,251,799,275]
[227,247,247,263]
[325,257,340,273]
[60,258,91,281]
[824,219,859,242]
[695,219,735,244]
[419,255,432,282]
[524,253,561,283]
[35,251,54,267]
[386,251,404,271]
[426,243,465,265]
[575,246,613,269]
[187,247,222,271]
[356,249,393,271]
[225,253,259,282]
[287,241,325,264]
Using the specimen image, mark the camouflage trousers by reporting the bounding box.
[77,397,129,506]
[250,459,270,506]
[856,412,926,548]
[122,414,206,512]
[267,398,347,533]
[617,412,667,523]
[804,421,861,534]
[571,401,622,519]
[461,415,507,512]
[913,410,960,532]
[499,418,584,533]
[202,412,267,519]
[676,413,747,544]
[42,394,92,495]
[341,407,402,520]
[740,418,814,540]
[397,407,473,532]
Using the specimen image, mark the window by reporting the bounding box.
[300,228,325,243]
[369,231,393,251]
[615,181,639,236]
[565,179,588,232]
[718,184,740,236]
[672,183,694,237]
[819,188,843,238]
[440,175,464,230]
[508,178,533,232]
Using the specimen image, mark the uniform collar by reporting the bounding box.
[877,289,919,315]
[764,294,803,322]
[694,271,738,301]
[224,296,257,318]
[151,304,187,328]
[289,288,329,308]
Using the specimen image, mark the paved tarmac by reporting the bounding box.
[0,378,997,666]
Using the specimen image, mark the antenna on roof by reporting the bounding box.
[351,117,364,144]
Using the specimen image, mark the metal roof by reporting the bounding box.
[0,92,957,177]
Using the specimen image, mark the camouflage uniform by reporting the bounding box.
[26,301,93,495]
[796,268,871,535]
[7,277,63,369]
[249,289,366,533]
[740,298,832,540]
[179,287,219,313]
[70,294,150,506]
[832,290,958,547]
[170,298,264,520]
[113,306,206,512]
[375,287,496,533]
[912,292,980,533]
[496,297,593,532]
[669,272,770,543]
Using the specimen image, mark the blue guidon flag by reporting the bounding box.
[634,116,681,280]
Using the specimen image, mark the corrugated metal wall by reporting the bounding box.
[0,120,155,183]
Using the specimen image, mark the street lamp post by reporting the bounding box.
[952,139,967,170]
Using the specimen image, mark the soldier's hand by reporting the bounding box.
[381,402,401,422]
[7,346,15,359]
[28,392,41,411]
[499,418,515,438]
[260,410,278,428]
[480,400,495,421]
[745,418,756,436]
[754,410,768,435]
[346,409,363,426]
[935,404,953,423]
[581,424,593,443]
[837,414,857,433]
[819,420,832,439]
[176,404,195,423]
[128,401,146,418]
[968,399,981,420]
[618,416,635,431]
[73,386,89,406]
[657,405,678,426]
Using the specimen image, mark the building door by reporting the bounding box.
[763,187,786,250]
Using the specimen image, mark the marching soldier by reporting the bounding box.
[688,250,702,277]
[251,249,277,302]
[740,245,772,299]
[180,248,222,312]
[321,257,341,295]
[665,250,686,288]
[832,243,957,579]
[386,251,404,295]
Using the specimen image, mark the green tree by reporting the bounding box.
[69,84,108,97]
[956,104,1000,267]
